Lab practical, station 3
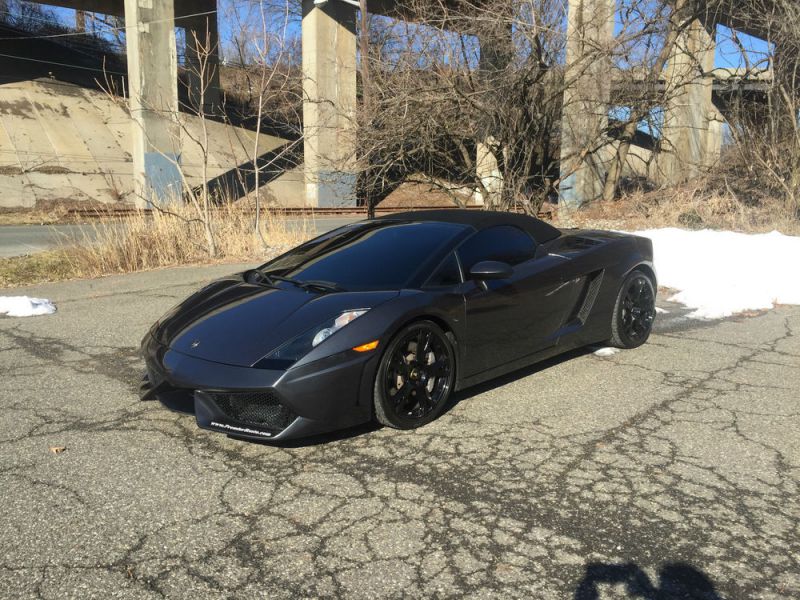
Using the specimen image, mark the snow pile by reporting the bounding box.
[0,296,57,317]
[633,228,800,319]
[594,347,620,357]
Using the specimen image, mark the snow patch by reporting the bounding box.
[655,307,669,314]
[0,296,57,317]
[594,347,620,357]
[631,228,800,320]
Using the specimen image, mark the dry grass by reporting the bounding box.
[554,183,800,235]
[0,205,313,288]
[5,180,796,289]
[0,251,77,288]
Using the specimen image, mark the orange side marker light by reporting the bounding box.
[353,340,379,353]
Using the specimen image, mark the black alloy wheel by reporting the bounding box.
[373,321,455,429]
[610,271,656,349]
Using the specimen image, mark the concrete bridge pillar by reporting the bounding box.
[474,139,503,207]
[661,18,718,182]
[474,21,513,208]
[558,0,616,209]
[182,0,221,114]
[707,104,724,166]
[301,0,358,207]
[124,0,182,207]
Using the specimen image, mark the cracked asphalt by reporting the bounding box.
[1,264,798,599]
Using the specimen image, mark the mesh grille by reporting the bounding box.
[208,391,296,431]
[577,271,605,323]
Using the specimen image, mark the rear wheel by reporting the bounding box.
[374,321,455,429]
[609,270,656,349]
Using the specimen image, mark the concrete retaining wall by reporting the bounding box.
[0,79,303,208]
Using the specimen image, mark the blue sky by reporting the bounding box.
[715,25,772,69]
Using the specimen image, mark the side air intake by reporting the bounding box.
[574,270,605,324]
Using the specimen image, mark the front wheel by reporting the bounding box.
[373,321,456,430]
[609,270,656,349]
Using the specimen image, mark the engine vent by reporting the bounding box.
[208,391,296,431]
[567,236,604,251]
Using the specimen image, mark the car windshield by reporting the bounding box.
[260,221,467,291]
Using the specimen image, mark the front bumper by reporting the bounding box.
[141,333,376,442]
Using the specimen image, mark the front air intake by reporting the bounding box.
[207,391,297,431]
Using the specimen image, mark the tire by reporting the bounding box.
[609,270,656,349]
[373,320,456,430]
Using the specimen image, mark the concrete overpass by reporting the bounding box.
[9,0,778,209]
[559,0,787,205]
[24,0,225,208]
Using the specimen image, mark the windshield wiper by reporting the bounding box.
[269,275,345,293]
[245,269,277,287]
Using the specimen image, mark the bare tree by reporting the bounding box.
[721,0,800,215]
[350,0,570,215]
[220,0,303,247]
[98,0,304,258]
[172,0,304,254]
[601,0,692,201]
[335,0,700,214]
[182,25,217,256]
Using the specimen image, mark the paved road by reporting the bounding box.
[0,217,360,258]
[1,266,798,598]
[0,224,96,258]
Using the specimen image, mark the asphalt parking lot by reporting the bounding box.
[1,264,798,599]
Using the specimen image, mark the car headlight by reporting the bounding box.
[257,309,369,368]
[311,310,367,347]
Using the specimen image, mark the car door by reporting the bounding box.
[457,226,580,377]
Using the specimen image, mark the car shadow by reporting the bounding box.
[574,562,723,600]
[255,347,597,448]
[440,346,595,417]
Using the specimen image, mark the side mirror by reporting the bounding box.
[469,260,513,281]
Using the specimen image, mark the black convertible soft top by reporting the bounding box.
[378,209,562,244]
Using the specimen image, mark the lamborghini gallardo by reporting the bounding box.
[141,210,656,441]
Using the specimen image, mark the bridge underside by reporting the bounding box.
[701,0,779,40]
[305,0,765,208]
[8,0,778,209]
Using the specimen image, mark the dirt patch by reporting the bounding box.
[0,99,34,119]
[31,165,72,175]
[380,182,472,209]
[551,183,800,235]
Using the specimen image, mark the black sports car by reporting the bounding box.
[141,210,656,442]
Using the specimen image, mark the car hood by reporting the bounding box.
[155,275,398,367]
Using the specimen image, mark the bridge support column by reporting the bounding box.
[559,0,616,209]
[474,22,513,207]
[183,0,221,114]
[124,0,182,207]
[661,19,717,183]
[474,139,503,207]
[301,0,357,208]
[707,106,724,165]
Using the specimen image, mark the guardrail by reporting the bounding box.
[65,204,547,219]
